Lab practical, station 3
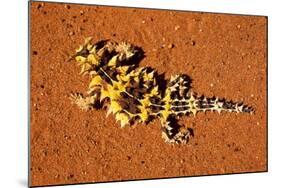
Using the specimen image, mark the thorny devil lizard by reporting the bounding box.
[69,37,254,144]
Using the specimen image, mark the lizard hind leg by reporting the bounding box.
[160,115,193,144]
[168,74,192,98]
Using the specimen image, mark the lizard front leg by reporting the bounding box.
[160,115,192,144]
[69,86,101,111]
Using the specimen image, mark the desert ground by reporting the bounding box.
[30,2,267,186]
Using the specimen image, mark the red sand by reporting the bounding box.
[30,2,267,186]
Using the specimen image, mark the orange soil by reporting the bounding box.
[30,2,267,186]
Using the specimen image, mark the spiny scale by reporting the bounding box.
[69,38,254,144]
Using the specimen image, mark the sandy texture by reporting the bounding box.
[30,2,267,187]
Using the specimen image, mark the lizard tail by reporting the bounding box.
[166,74,254,116]
[194,95,254,114]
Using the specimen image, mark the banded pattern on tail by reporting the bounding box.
[195,96,254,114]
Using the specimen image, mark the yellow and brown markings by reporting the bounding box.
[69,38,253,144]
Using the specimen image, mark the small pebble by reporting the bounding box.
[237,24,241,29]
[80,10,84,15]
[37,3,44,9]
[257,122,260,125]
[69,31,75,36]
[248,65,251,69]
[250,94,254,98]
[82,171,87,175]
[210,83,214,87]
[168,44,174,49]
[142,20,146,24]
[77,27,84,32]
[191,40,196,46]
[65,5,71,9]
[199,29,203,32]
[175,25,180,31]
